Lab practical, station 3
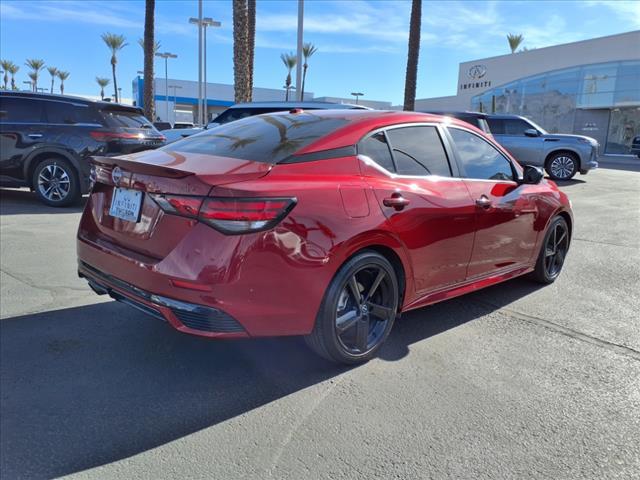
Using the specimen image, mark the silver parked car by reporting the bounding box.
[486,114,599,180]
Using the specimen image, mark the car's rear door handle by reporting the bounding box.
[28,133,43,138]
[475,195,492,209]
[383,194,410,211]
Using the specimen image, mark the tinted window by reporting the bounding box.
[488,118,535,136]
[386,126,451,176]
[358,132,394,172]
[45,101,101,124]
[0,97,45,123]
[214,108,278,125]
[101,109,153,128]
[166,113,348,163]
[449,128,514,181]
[487,118,505,134]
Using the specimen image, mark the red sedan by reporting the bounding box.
[77,110,572,364]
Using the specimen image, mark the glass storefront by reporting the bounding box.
[471,60,640,154]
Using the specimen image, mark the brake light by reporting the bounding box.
[149,195,296,234]
[90,131,143,141]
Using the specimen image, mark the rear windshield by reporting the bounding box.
[101,109,154,129]
[165,112,348,163]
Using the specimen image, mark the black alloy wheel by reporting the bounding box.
[306,251,399,364]
[530,216,570,284]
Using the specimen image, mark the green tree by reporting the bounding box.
[101,33,128,102]
[300,43,318,100]
[403,0,421,111]
[1,60,12,89]
[280,52,297,101]
[47,66,58,93]
[96,77,110,100]
[507,33,524,53]
[27,71,37,91]
[7,62,19,90]
[25,58,45,92]
[57,70,69,95]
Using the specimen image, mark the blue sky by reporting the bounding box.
[1,0,638,105]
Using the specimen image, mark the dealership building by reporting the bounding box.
[415,30,640,154]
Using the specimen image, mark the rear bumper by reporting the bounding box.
[78,261,248,338]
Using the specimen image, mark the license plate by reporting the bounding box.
[109,187,143,222]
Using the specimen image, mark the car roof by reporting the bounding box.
[261,109,481,155]
[421,110,488,119]
[485,114,527,120]
[0,91,142,112]
[228,101,370,110]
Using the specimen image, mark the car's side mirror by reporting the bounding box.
[524,128,540,137]
[520,165,544,184]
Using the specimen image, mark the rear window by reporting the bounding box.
[165,113,348,163]
[101,109,153,129]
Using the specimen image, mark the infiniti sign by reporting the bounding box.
[460,64,491,91]
[112,166,123,185]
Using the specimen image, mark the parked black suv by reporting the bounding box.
[0,92,165,206]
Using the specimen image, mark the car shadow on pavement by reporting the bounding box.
[0,278,542,479]
[0,188,86,215]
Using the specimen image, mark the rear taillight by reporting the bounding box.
[90,131,143,141]
[149,194,296,235]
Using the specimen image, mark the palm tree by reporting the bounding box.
[507,33,524,53]
[57,70,69,95]
[141,0,157,120]
[137,37,161,54]
[7,63,19,90]
[101,33,128,103]
[232,0,250,103]
[96,77,110,100]
[1,60,12,89]
[27,72,37,92]
[47,66,58,93]
[403,0,421,111]
[25,58,45,92]
[281,52,297,101]
[247,0,256,100]
[300,43,318,100]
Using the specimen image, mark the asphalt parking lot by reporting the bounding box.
[1,165,639,479]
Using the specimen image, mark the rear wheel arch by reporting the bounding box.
[556,210,573,242]
[24,149,81,189]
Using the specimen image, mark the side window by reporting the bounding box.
[449,128,514,181]
[0,97,45,123]
[486,118,505,134]
[504,119,533,136]
[46,102,102,124]
[386,126,451,177]
[358,131,395,172]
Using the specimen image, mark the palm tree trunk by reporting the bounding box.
[285,73,291,101]
[301,64,308,100]
[50,77,54,94]
[11,76,16,90]
[143,0,156,119]
[100,88,104,100]
[111,58,119,102]
[247,0,256,101]
[403,0,421,111]
[60,81,64,95]
[233,0,250,103]
[2,73,7,90]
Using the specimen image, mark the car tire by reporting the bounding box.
[529,216,570,284]
[32,158,81,207]
[305,251,399,364]
[545,152,578,181]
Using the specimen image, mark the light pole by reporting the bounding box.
[155,51,178,121]
[169,85,182,123]
[351,92,364,104]
[202,17,221,124]
[295,0,304,101]
[189,11,203,126]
